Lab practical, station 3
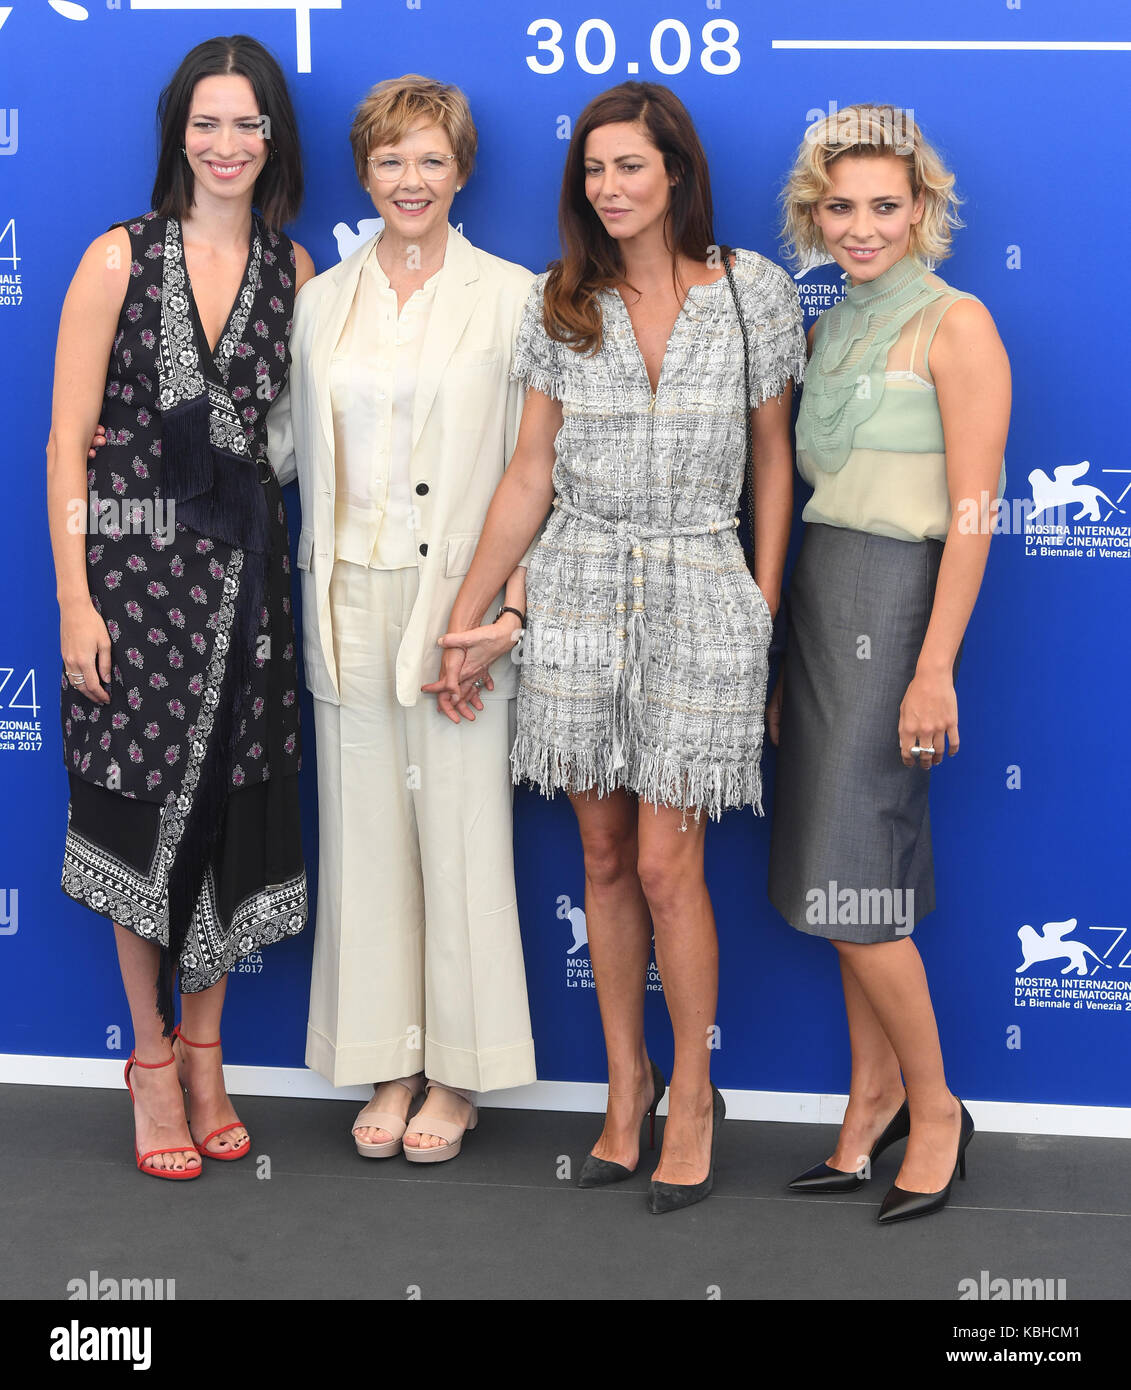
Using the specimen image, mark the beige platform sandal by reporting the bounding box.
[352,1074,426,1158]
[402,1080,478,1164]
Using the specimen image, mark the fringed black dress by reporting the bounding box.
[60,211,308,1030]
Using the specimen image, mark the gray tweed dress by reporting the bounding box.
[509,251,806,820]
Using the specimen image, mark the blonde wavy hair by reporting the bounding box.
[779,104,963,269]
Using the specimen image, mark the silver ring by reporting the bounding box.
[474,678,485,689]
[910,744,935,757]
[66,672,86,685]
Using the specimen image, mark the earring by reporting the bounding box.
[455,184,462,191]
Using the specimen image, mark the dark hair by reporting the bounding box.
[544,82,715,355]
[151,35,303,231]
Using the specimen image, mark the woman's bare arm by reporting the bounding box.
[45,228,131,702]
[446,386,560,633]
[292,239,316,292]
[424,386,559,721]
[750,383,795,619]
[898,298,1011,766]
[766,324,815,746]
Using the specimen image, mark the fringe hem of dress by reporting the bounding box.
[752,357,808,409]
[510,733,764,823]
[509,366,565,402]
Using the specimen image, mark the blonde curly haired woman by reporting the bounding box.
[769,105,1010,1223]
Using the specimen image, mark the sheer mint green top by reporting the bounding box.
[795,254,1005,543]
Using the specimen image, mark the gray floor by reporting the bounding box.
[2,1083,1127,1301]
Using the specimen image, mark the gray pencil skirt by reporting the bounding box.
[768,523,950,943]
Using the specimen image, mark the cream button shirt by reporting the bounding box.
[329,239,438,569]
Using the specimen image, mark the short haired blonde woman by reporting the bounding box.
[269,75,537,1160]
[769,106,1010,1221]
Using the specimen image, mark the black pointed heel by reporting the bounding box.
[787,1096,910,1193]
[647,1084,725,1215]
[576,1059,666,1188]
[877,1100,975,1225]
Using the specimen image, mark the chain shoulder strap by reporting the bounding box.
[719,247,755,570]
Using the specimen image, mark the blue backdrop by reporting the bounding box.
[2,0,1129,1111]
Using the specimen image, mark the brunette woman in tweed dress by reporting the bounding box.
[430,84,805,1213]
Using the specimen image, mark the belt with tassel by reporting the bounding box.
[549,497,740,772]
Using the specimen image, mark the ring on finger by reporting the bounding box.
[910,744,935,757]
[66,671,86,685]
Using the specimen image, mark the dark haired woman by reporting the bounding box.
[431,82,805,1212]
[47,35,314,1178]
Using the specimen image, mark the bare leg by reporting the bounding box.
[177,972,248,1156]
[570,788,654,1170]
[825,947,907,1172]
[833,938,962,1191]
[636,804,717,1186]
[114,924,199,1174]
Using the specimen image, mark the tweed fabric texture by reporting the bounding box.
[509,250,806,819]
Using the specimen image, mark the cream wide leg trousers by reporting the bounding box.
[304,559,536,1091]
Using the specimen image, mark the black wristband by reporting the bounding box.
[496,605,526,629]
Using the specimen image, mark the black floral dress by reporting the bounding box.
[60,211,307,1027]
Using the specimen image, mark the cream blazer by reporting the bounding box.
[268,224,536,708]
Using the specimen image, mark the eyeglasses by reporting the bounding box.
[367,152,457,182]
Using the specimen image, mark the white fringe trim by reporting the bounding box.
[752,355,808,409]
[510,366,565,402]
[510,734,764,823]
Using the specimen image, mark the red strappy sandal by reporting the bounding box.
[172,1025,252,1161]
[123,1052,202,1180]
